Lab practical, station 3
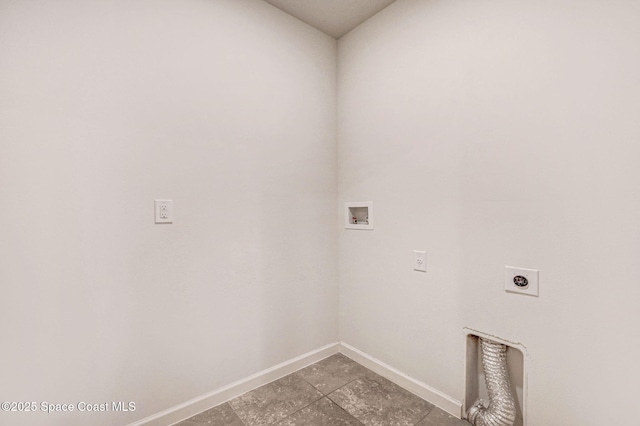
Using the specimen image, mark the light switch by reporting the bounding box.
[413,250,426,272]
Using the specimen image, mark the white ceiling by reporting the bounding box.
[263,0,396,39]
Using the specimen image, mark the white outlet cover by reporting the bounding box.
[505,266,539,296]
[413,250,426,272]
[155,199,173,224]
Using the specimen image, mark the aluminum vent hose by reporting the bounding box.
[467,338,517,426]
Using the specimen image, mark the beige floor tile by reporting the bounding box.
[275,397,363,426]
[295,353,377,394]
[228,374,322,425]
[173,403,244,426]
[328,375,434,426]
[415,407,471,426]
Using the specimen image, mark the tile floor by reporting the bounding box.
[174,354,471,426]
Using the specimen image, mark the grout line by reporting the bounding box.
[414,408,434,426]
[273,394,322,425]
[225,402,245,426]
[330,398,366,426]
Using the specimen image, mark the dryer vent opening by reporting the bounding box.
[463,330,527,426]
[467,338,516,426]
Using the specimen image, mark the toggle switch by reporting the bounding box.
[413,250,427,272]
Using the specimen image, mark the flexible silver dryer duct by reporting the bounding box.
[467,338,517,426]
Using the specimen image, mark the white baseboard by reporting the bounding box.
[339,341,462,419]
[128,341,462,425]
[127,342,339,426]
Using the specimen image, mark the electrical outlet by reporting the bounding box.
[505,266,539,296]
[413,250,426,272]
[155,200,173,224]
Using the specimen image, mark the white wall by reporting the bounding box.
[4,0,640,424]
[338,0,640,424]
[0,1,337,425]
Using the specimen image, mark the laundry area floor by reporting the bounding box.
[174,354,471,426]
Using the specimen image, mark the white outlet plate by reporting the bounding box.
[155,200,173,224]
[413,250,426,272]
[505,266,539,296]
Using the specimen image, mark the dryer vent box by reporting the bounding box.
[345,202,373,230]
[463,329,527,426]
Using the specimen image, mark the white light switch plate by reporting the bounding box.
[413,250,426,272]
[155,200,173,224]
